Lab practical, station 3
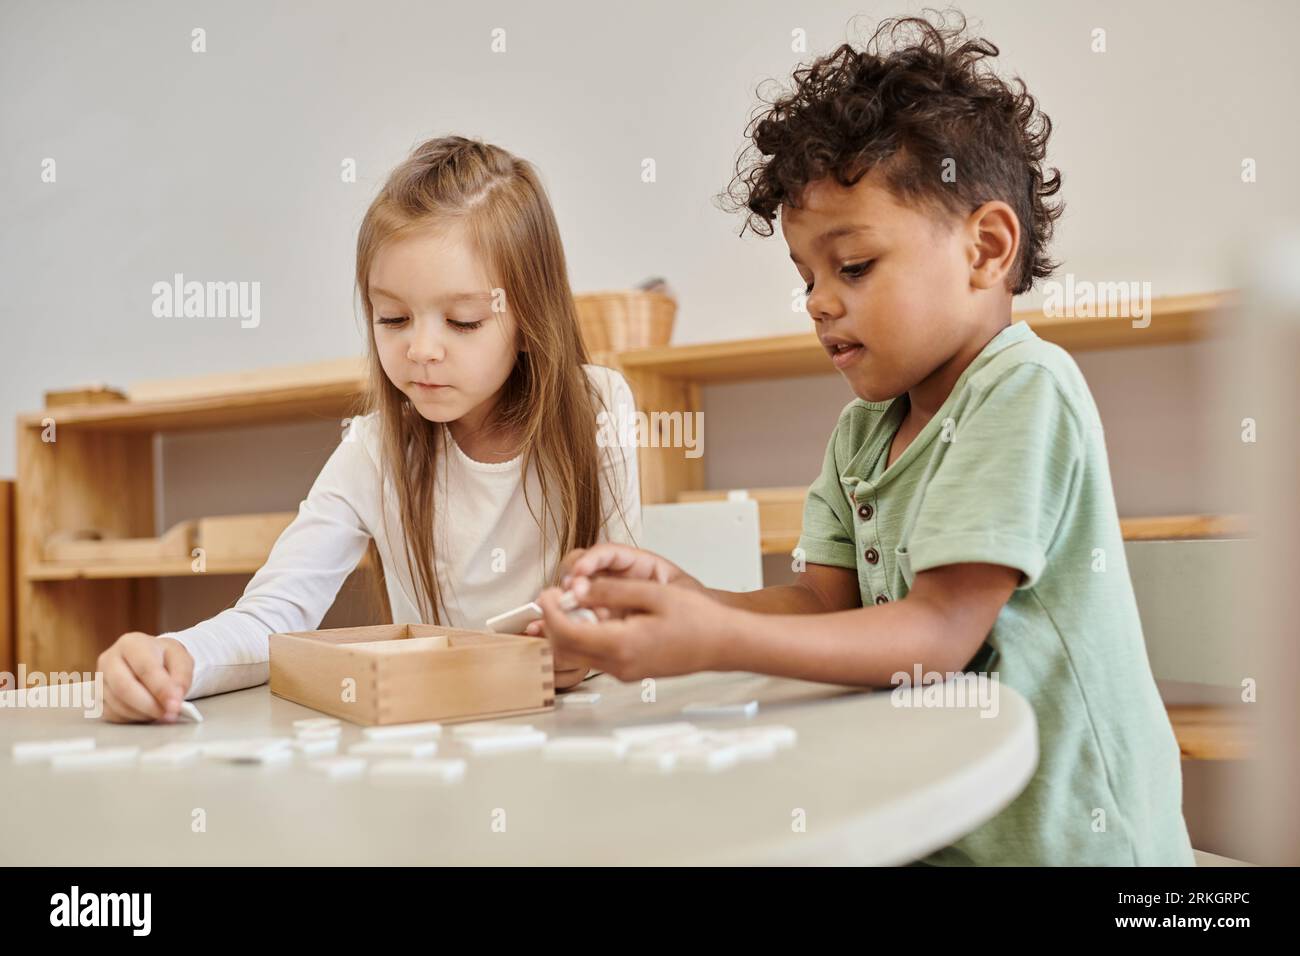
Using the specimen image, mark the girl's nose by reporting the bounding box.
[406,322,447,364]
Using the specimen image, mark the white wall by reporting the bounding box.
[4,0,1298,484]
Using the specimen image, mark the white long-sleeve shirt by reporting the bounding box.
[162,364,641,699]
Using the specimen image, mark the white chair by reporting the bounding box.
[639,499,763,592]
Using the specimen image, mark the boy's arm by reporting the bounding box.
[552,542,861,615]
[704,562,863,615]
[538,561,1020,686]
[716,562,1020,685]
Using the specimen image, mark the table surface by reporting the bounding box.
[0,671,1037,865]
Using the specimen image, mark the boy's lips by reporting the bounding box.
[821,335,867,370]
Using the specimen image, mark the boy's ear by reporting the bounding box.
[965,201,1020,292]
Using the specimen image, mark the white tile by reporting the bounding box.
[140,743,203,766]
[675,744,742,772]
[362,721,442,741]
[370,758,466,782]
[292,737,339,756]
[461,730,547,754]
[293,717,341,732]
[308,756,367,779]
[626,749,679,772]
[295,726,342,741]
[612,722,699,743]
[12,737,96,762]
[542,737,627,761]
[348,740,438,758]
[682,700,759,719]
[201,738,294,763]
[51,747,141,770]
[559,693,601,706]
[451,722,536,738]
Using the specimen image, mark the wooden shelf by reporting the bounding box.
[682,488,1248,555]
[616,291,1233,385]
[1167,704,1255,760]
[11,290,1239,675]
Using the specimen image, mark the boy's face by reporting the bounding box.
[368,223,519,432]
[782,166,977,404]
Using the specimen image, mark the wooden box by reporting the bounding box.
[269,624,555,726]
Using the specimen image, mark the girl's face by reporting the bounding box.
[368,223,520,435]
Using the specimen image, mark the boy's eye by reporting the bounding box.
[802,260,874,295]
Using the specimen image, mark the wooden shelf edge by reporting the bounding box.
[681,488,1247,555]
[1167,704,1255,760]
[614,291,1236,383]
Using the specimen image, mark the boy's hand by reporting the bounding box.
[535,577,737,681]
[523,543,704,637]
[97,633,194,723]
[558,543,702,591]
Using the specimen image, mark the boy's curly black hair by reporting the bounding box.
[720,10,1063,295]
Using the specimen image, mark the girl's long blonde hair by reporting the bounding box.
[353,136,625,624]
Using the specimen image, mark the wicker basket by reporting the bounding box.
[574,290,677,353]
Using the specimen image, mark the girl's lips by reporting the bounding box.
[830,344,866,370]
[413,382,449,389]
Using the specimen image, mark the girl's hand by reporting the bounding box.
[535,577,738,682]
[97,633,194,723]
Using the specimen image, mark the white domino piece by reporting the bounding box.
[370,758,466,782]
[293,717,341,732]
[627,748,679,772]
[292,736,339,756]
[681,700,759,719]
[12,737,97,763]
[362,721,442,741]
[559,692,601,706]
[674,743,742,772]
[734,724,798,749]
[295,726,342,741]
[308,756,367,779]
[485,590,580,634]
[202,738,294,763]
[612,722,699,744]
[348,740,438,758]
[542,737,628,761]
[140,743,203,766]
[178,701,204,723]
[460,730,547,754]
[451,722,536,738]
[704,730,777,761]
[51,746,141,770]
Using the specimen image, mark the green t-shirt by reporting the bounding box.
[797,320,1194,866]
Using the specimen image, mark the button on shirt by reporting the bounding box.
[796,321,1193,866]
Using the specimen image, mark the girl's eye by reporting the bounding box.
[377,316,408,327]
[447,318,484,333]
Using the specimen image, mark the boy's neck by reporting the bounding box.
[905,315,1013,423]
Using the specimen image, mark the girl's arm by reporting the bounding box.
[154,429,376,699]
